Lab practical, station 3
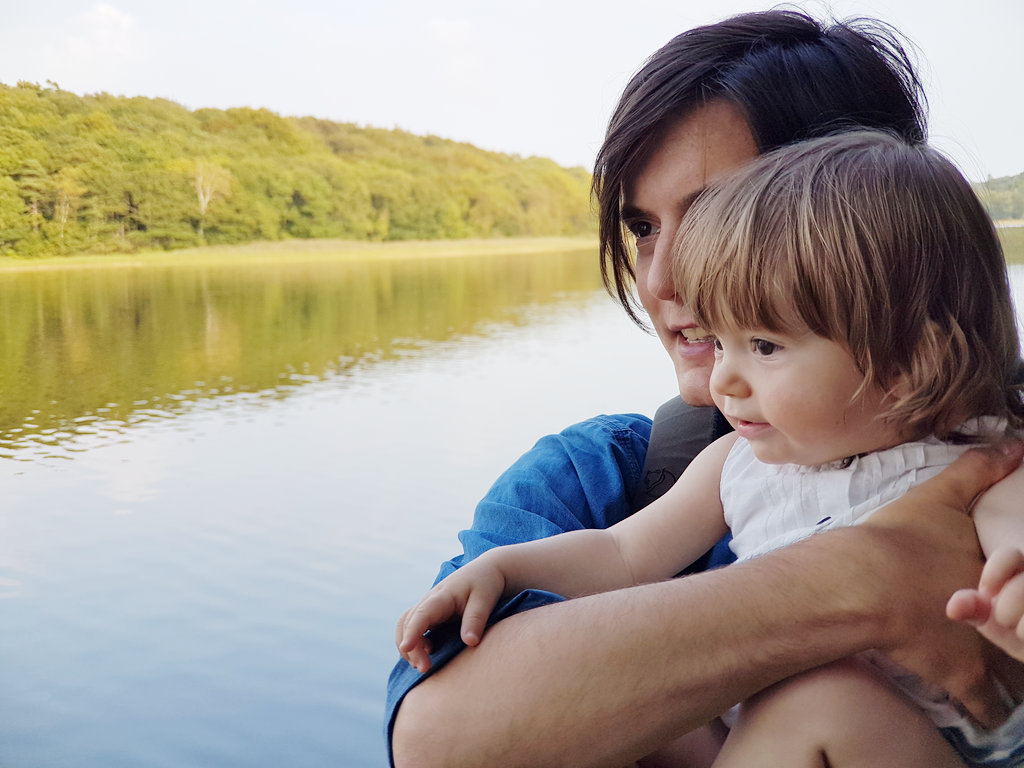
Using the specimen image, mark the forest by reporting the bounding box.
[0,81,1020,260]
[0,82,594,258]
[979,171,1024,222]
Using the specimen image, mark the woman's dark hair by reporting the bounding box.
[594,10,928,324]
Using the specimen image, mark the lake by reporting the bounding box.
[4,237,1024,768]
[0,242,678,768]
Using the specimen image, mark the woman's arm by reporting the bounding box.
[393,442,1024,768]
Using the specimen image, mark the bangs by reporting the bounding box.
[668,131,1024,440]
[672,167,833,340]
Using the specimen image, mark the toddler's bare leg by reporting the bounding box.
[712,658,966,768]
[637,719,728,768]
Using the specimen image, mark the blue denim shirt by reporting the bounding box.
[384,407,735,764]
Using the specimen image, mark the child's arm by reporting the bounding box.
[947,464,1024,660]
[396,433,735,672]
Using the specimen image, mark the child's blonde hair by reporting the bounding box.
[673,130,1024,440]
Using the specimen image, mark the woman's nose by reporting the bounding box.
[646,239,678,302]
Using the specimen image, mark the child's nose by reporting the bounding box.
[710,357,750,399]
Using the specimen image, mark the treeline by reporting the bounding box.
[3,81,1019,260]
[976,173,1024,222]
[0,82,594,258]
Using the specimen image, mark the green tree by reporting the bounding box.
[52,167,88,248]
[191,160,232,240]
[0,81,597,257]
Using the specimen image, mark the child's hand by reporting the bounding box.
[947,547,1024,662]
[395,557,507,673]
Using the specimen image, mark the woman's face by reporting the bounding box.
[622,101,758,406]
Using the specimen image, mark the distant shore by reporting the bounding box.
[1,226,1019,272]
[0,236,599,272]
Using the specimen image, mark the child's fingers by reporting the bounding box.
[396,590,456,654]
[405,638,434,673]
[460,588,499,646]
[992,572,1024,632]
[396,605,436,673]
[396,605,423,654]
[979,547,1024,595]
[395,607,415,649]
[946,588,991,625]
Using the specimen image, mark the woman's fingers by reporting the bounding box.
[931,440,1024,513]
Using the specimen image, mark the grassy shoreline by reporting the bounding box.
[1,227,1019,271]
[0,236,599,272]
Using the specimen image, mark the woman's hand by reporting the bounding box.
[396,555,508,673]
[864,440,1024,727]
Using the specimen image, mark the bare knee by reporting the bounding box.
[739,657,884,725]
[715,659,965,768]
[638,720,728,768]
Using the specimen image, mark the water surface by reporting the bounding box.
[4,239,1024,767]
[0,245,674,767]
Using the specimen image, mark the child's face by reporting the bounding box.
[709,324,902,466]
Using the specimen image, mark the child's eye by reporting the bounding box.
[713,337,723,351]
[752,338,779,356]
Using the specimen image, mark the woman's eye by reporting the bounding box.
[627,220,658,241]
[752,339,778,356]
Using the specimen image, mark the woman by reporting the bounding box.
[399,131,1024,766]
[387,11,1024,767]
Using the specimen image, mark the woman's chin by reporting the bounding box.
[674,369,715,407]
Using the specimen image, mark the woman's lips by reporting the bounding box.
[680,327,714,344]
[672,326,715,358]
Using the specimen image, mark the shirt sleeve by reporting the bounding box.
[384,413,653,763]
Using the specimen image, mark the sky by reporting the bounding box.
[2,0,1021,181]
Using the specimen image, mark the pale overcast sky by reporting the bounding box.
[3,0,1021,180]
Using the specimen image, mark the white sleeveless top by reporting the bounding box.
[721,417,1006,561]
[718,419,1024,764]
